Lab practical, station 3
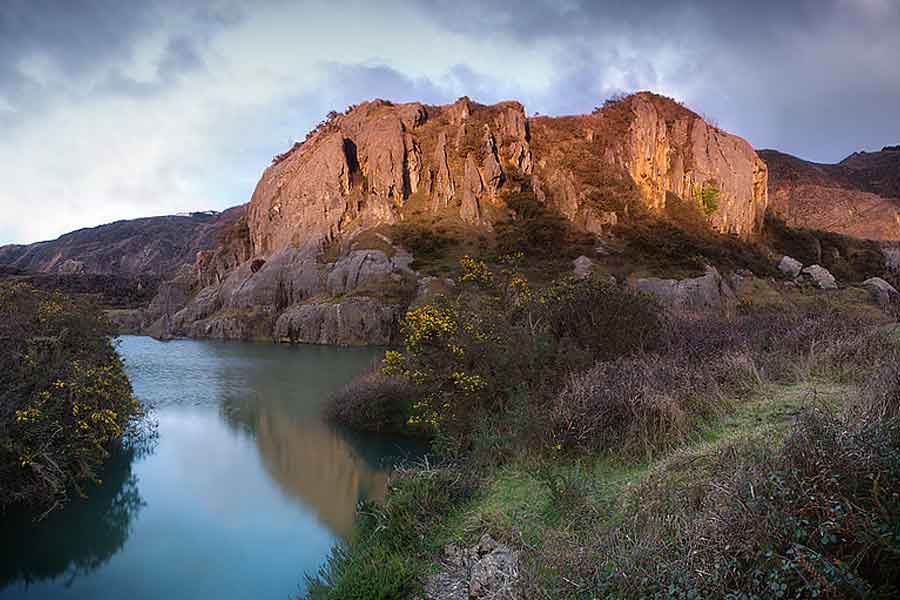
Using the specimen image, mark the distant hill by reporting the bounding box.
[0,205,246,277]
[759,146,900,240]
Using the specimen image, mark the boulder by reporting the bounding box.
[861,277,899,306]
[573,255,594,279]
[801,264,837,289]
[422,534,519,600]
[326,249,416,297]
[778,255,803,278]
[273,297,402,346]
[632,266,736,313]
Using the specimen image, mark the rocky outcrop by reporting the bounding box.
[530,93,767,239]
[273,297,402,345]
[618,94,768,236]
[162,93,770,344]
[422,534,519,600]
[760,147,900,240]
[326,249,416,296]
[247,92,766,260]
[632,266,737,314]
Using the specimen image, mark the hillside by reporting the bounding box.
[0,205,247,277]
[149,92,770,343]
[760,146,900,240]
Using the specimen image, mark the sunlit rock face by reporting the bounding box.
[247,92,767,254]
[164,92,769,344]
[529,92,767,238]
[760,147,900,240]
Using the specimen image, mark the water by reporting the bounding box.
[0,336,422,599]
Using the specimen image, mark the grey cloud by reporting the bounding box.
[97,35,208,97]
[0,1,241,125]
[415,0,900,162]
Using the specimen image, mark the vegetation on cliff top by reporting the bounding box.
[0,283,149,515]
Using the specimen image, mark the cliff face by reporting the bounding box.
[531,93,768,238]
[247,93,767,256]
[162,92,769,345]
[0,206,247,277]
[760,147,900,240]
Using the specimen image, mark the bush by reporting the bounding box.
[393,224,452,261]
[594,377,900,598]
[693,180,720,216]
[617,216,777,277]
[540,276,665,361]
[378,257,665,452]
[326,370,420,434]
[551,354,730,457]
[494,186,594,259]
[764,212,890,284]
[0,283,147,513]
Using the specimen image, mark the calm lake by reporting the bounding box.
[1,336,421,599]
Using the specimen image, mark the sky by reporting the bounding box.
[1,0,899,245]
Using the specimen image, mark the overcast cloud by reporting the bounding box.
[1,0,898,244]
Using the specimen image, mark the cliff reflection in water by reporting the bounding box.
[211,342,423,540]
[0,337,425,600]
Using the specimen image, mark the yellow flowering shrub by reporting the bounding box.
[0,283,147,512]
[380,257,546,439]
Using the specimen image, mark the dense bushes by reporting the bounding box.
[550,307,894,460]
[0,271,160,309]
[393,223,452,261]
[318,262,900,598]
[326,370,419,434]
[494,176,594,260]
[374,257,661,450]
[0,283,147,513]
[598,383,900,599]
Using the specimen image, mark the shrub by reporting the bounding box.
[764,212,890,284]
[616,216,777,277]
[326,370,419,434]
[393,224,452,261]
[379,258,666,451]
[597,394,900,598]
[540,276,665,361]
[692,180,720,216]
[551,355,723,457]
[0,283,147,513]
[494,186,594,259]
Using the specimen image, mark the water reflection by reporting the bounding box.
[213,345,418,539]
[0,337,423,599]
[0,447,144,589]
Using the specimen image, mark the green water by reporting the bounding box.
[0,336,422,599]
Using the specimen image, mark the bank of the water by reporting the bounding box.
[0,336,422,600]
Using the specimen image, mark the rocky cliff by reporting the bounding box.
[760,147,900,240]
[0,206,247,277]
[153,92,770,344]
